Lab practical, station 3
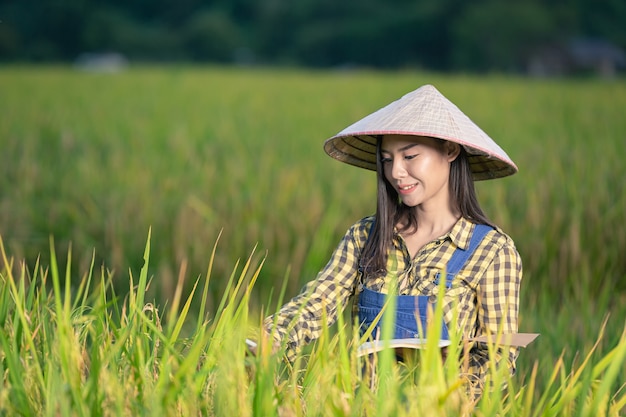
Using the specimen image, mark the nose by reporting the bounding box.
[390,158,407,180]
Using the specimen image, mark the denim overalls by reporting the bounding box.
[358,224,492,341]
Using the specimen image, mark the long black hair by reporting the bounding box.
[359,136,494,277]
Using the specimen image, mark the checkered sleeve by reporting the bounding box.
[465,238,522,397]
[264,220,369,360]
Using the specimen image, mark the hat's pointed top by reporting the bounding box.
[324,84,517,180]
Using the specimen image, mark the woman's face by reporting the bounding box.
[380,135,459,209]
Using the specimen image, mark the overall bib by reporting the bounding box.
[358,224,492,342]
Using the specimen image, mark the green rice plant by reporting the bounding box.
[1,68,624,302]
[1,66,625,411]
[2,232,625,416]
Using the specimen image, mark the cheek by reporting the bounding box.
[422,155,449,175]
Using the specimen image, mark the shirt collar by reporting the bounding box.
[447,217,476,250]
[391,216,477,250]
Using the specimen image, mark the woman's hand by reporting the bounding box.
[245,330,280,356]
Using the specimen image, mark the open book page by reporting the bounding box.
[357,338,451,357]
[471,333,539,348]
[356,333,539,357]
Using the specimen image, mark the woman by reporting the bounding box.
[261,84,522,397]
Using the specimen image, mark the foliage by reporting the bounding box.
[1,233,625,415]
[183,10,244,63]
[0,66,625,408]
[451,1,555,71]
[0,0,625,71]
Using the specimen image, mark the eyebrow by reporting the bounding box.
[380,143,420,154]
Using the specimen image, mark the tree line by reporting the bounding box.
[0,0,624,73]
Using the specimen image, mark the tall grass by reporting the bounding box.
[0,232,626,416]
[1,234,625,416]
[1,68,624,297]
[1,66,625,407]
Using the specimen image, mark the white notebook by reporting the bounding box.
[356,333,539,357]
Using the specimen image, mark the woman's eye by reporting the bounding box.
[405,154,418,160]
[381,157,392,164]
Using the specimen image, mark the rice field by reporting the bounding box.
[0,65,625,415]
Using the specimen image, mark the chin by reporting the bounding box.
[401,200,420,207]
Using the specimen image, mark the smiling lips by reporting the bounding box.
[397,183,417,195]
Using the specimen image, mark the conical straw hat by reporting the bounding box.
[323,84,517,180]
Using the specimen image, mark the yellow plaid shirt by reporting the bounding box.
[265,215,522,393]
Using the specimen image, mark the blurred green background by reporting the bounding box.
[1,0,625,75]
[1,0,625,399]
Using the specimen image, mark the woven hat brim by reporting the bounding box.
[323,85,518,181]
[324,131,518,180]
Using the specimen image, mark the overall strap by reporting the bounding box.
[434,224,493,288]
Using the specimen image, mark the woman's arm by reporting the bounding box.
[263,221,367,360]
[464,241,523,398]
